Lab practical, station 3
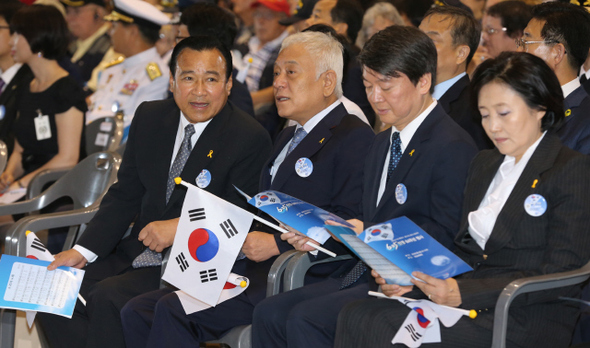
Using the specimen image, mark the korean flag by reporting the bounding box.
[162,183,254,307]
[24,231,54,328]
[364,223,394,244]
[252,191,281,208]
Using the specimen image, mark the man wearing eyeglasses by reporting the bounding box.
[520,2,590,155]
[0,3,33,157]
[481,1,531,58]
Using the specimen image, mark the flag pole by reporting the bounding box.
[176,178,336,258]
[369,291,477,319]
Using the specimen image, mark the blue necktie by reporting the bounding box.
[286,127,307,156]
[132,124,196,268]
[340,131,402,289]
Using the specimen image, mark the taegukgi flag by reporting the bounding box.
[162,180,254,306]
[24,231,55,328]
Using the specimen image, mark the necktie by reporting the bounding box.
[132,124,196,268]
[0,78,5,96]
[340,131,403,289]
[286,127,307,156]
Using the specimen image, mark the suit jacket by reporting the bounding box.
[0,64,34,156]
[557,85,590,155]
[438,74,493,150]
[453,133,590,347]
[362,103,478,250]
[78,99,272,276]
[235,103,375,305]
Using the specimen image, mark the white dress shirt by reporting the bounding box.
[467,132,546,250]
[376,100,437,206]
[561,77,581,99]
[74,112,213,263]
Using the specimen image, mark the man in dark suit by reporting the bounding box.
[0,3,33,156]
[119,30,374,347]
[37,36,272,348]
[178,3,255,118]
[420,6,492,150]
[522,2,590,155]
[251,25,478,348]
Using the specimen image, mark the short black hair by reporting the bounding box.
[169,35,233,81]
[359,25,437,94]
[486,1,532,39]
[531,2,590,71]
[388,0,434,27]
[180,3,237,50]
[118,21,160,45]
[330,0,363,44]
[11,5,69,60]
[423,6,480,66]
[471,51,564,132]
[0,2,24,30]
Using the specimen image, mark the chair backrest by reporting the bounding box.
[39,151,121,210]
[85,115,124,154]
[0,140,7,174]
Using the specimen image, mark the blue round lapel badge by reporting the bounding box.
[196,169,211,188]
[395,183,407,205]
[0,105,5,121]
[295,157,313,178]
[524,194,547,217]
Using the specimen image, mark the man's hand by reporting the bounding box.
[280,229,317,252]
[411,271,462,307]
[138,218,180,252]
[326,218,364,235]
[372,269,414,297]
[48,249,87,270]
[242,231,280,262]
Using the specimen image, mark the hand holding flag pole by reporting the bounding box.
[175,178,336,257]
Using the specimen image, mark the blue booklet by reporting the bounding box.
[326,217,472,285]
[247,190,354,244]
[0,255,84,318]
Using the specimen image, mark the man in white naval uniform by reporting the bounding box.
[86,0,169,142]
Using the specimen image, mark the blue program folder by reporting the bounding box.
[0,255,84,318]
[326,217,472,285]
[247,190,353,244]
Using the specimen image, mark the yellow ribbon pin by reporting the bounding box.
[565,109,572,117]
[319,138,325,144]
[207,150,213,158]
[409,149,415,156]
[532,179,538,188]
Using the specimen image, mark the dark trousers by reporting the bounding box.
[334,298,494,348]
[121,287,255,347]
[252,278,370,348]
[37,262,161,348]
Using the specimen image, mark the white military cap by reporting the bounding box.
[104,0,170,30]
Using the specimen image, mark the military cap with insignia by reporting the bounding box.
[104,0,170,31]
[60,0,106,7]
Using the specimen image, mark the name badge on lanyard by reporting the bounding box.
[34,109,51,141]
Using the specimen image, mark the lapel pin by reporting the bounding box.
[319,138,325,144]
[532,179,538,188]
[207,150,213,158]
[409,149,415,156]
[565,109,571,117]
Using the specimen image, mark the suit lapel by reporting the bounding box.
[260,127,294,191]
[563,86,588,125]
[270,103,347,191]
[438,75,469,114]
[365,133,390,219]
[0,65,32,104]
[484,133,561,254]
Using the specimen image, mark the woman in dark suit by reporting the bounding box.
[334,52,590,348]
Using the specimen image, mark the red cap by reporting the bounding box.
[252,0,291,17]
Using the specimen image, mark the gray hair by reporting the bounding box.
[357,2,404,47]
[280,31,344,98]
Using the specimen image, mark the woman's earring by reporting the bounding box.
[37,52,42,58]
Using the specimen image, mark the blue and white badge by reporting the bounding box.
[395,183,407,205]
[524,194,547,217]
[196,169,211,188]
[295,157,313,178]
[0,105,5,120]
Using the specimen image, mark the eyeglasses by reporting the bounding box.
[515,38,560,51]
[483,27,507,35]
[0,26,9,30]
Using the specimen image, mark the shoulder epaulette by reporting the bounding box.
[104,56,125,69]
[146,62,162,81]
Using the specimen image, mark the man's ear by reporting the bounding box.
[323,70,337,97]
[169,74,174,93]
[455,44,470,66]
[226,74,233,96]
[551,42,567,68]
[333,22,349,39]
[417,73,432,96]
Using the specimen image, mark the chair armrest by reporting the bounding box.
[492,261,590,348]
[283,253,353,291]
[266,250,299,297]
[26,167,73,200]
[3,205,99,257]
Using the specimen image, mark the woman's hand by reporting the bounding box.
[0,172,15,191]
[372,269,414,297]
[411,271,462,307]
